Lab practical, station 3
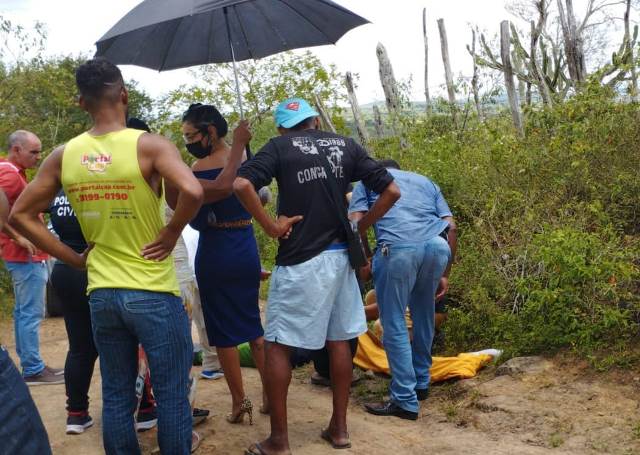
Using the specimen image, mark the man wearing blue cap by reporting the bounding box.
[234,98,400,455]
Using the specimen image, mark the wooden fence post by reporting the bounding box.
[466,28,484,122]
[438,18,457,125]
[500,20,524,137]
[376,42,407,148]
[345,72,369,146]
[372,105,384,138]
[313,94,336,133]
[423,8,431,115]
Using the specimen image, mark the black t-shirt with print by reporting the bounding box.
[49,189,87,254]
[237,129,394,266]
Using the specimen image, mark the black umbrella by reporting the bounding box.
[95,0,369,117]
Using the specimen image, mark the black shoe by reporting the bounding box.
[66,413,94,435]
[310,372,331,387]
[192,407,209,426]
[416,388,430,401]
[136,408,158,432]
[364,401,418,420]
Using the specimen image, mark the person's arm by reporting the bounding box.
[0,189,9,231]
[348,182,374,279]
[233,177,301,238]
[0,171,38,254]
[357,181,400,235]
[9,147,89,268]
[233,140,302,238]
[3,223,37,255]
[443,216,457,272]
[140,135,204,261]
[199,121,251,204]
[435,216,457,301]
[349,141,400,235]
[165,121,251,209]
[364,302,379,321]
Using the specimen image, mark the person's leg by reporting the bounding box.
[135,365,157,432]
[253,341,292,454]
[52,264,97,415]
[410,237,450,392]
[251,257,336,454]
[89,289,140,455]
[216,345,247,418]
[249,336,269,413]
[372,246,420,413]
[138,374,155,412]
[323,252,366,446]
[0,346,52,455]
[127,291,192,455]
[191,286,221,373]
[313,339,357,381]
[7,261,47,377]
[311,347,331,379]
[324,340,352,447]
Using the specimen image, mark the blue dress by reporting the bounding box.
[190,168,263,348]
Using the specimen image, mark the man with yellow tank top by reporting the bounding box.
[10,58,204,455]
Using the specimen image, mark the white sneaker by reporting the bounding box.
[200,369,224,380]
[66,414,94,435]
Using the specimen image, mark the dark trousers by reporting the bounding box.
[51,262,156,414]
[312,338,359,379]
[51,262,98,413]
[0,346,52,455]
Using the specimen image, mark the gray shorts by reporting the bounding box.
[265,247,366,350]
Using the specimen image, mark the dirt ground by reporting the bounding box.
[3,317,640,455]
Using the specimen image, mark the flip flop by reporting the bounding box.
[245,442,267,455]
[321,428,352,449]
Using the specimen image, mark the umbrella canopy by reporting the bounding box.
[95,0,369,72]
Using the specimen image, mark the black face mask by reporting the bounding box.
[185,135,211,159]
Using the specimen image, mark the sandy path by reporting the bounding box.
[3,317,640,454]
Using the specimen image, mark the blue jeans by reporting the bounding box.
[5,261,47,377]
[372,237,450,413]
[0,346,52,455]
[89,289,193,455]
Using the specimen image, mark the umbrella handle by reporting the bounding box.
[224,7,245,119]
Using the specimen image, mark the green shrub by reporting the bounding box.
[364,85,640,365]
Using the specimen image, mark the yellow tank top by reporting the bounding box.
[61,128,179,296]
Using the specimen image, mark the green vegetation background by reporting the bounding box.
[0,30,638,368]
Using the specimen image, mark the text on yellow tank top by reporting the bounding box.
[61,128,179,296]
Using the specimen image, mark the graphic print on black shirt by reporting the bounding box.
[237,129,394,266]
[50,189,88,254]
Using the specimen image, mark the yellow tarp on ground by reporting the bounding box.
[354,330,494,383]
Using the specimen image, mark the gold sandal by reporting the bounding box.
[227,397,253,425]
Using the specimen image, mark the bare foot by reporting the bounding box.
[245,438,291,455]
[321,427,351,449]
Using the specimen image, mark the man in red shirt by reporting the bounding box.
[0,130,62,385]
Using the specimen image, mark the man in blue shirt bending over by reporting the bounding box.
[349,159,457,420]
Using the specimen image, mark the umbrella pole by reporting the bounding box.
[224,7,244,119]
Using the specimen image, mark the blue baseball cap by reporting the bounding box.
[274,97,319,128]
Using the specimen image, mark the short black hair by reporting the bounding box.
[76,58,124,107]
[288,116,317,131]
[182,103,228,138]
[379,159,400,170]
[127,117,151,132]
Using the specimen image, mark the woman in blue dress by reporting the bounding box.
[181,104,266,424]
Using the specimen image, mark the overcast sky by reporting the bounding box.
[3,0,531,104]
